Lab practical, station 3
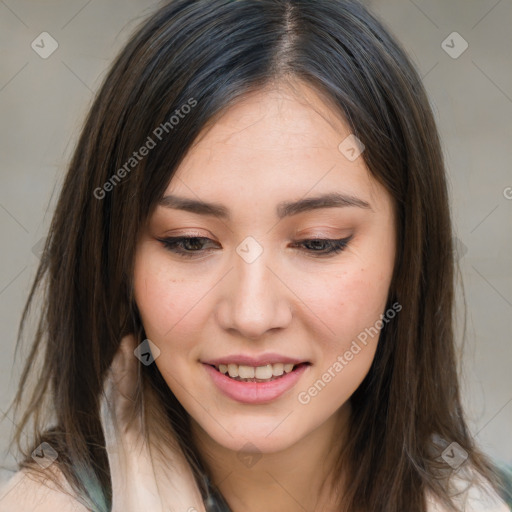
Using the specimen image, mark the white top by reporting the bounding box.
[0,464,509,512]
[425,472,511,512]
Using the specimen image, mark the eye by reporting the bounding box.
[158,235,353,259]
[291,236,353,257]
[158,236,218,258]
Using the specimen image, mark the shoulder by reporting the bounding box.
[426,470,510,512]
[0,467,91,512]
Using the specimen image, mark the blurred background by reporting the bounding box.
[0,0,511,499]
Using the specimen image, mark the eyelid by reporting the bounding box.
[162,229,213,238]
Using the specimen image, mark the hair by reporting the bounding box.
[3,0,507,511]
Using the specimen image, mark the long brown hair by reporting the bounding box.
[3,0,505,510]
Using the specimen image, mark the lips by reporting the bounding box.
[202,354,311,404]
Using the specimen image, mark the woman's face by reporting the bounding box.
[134,80,396,455]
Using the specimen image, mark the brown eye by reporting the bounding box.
[291,236,353,257]
[158,237,218,258]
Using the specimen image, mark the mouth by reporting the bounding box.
[203,359,312,404]
[206,362,311,383]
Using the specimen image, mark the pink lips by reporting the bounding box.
[203,361,310,404]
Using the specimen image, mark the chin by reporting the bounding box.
[193,416,304,454]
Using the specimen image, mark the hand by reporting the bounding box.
[100,334,206,512]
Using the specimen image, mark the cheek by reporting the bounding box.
[133,256,205,391]
[133,248,205,344]
[293,262,392,342]
[288,223,395,343]
[294,267,389,412]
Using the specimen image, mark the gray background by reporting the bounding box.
[1,0,511,487]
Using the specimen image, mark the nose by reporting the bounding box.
[215,250,293,340]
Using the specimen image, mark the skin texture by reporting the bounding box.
[133,79,397,512]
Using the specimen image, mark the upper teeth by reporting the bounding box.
[218,363,295,379]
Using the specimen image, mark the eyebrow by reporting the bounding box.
[158,192,372,220]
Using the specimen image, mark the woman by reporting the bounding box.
[0,0,509,511]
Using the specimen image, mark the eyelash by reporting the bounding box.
[157,236,353,259]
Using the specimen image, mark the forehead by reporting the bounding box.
[164,80,387,214]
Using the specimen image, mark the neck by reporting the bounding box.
[191,403,351,512]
